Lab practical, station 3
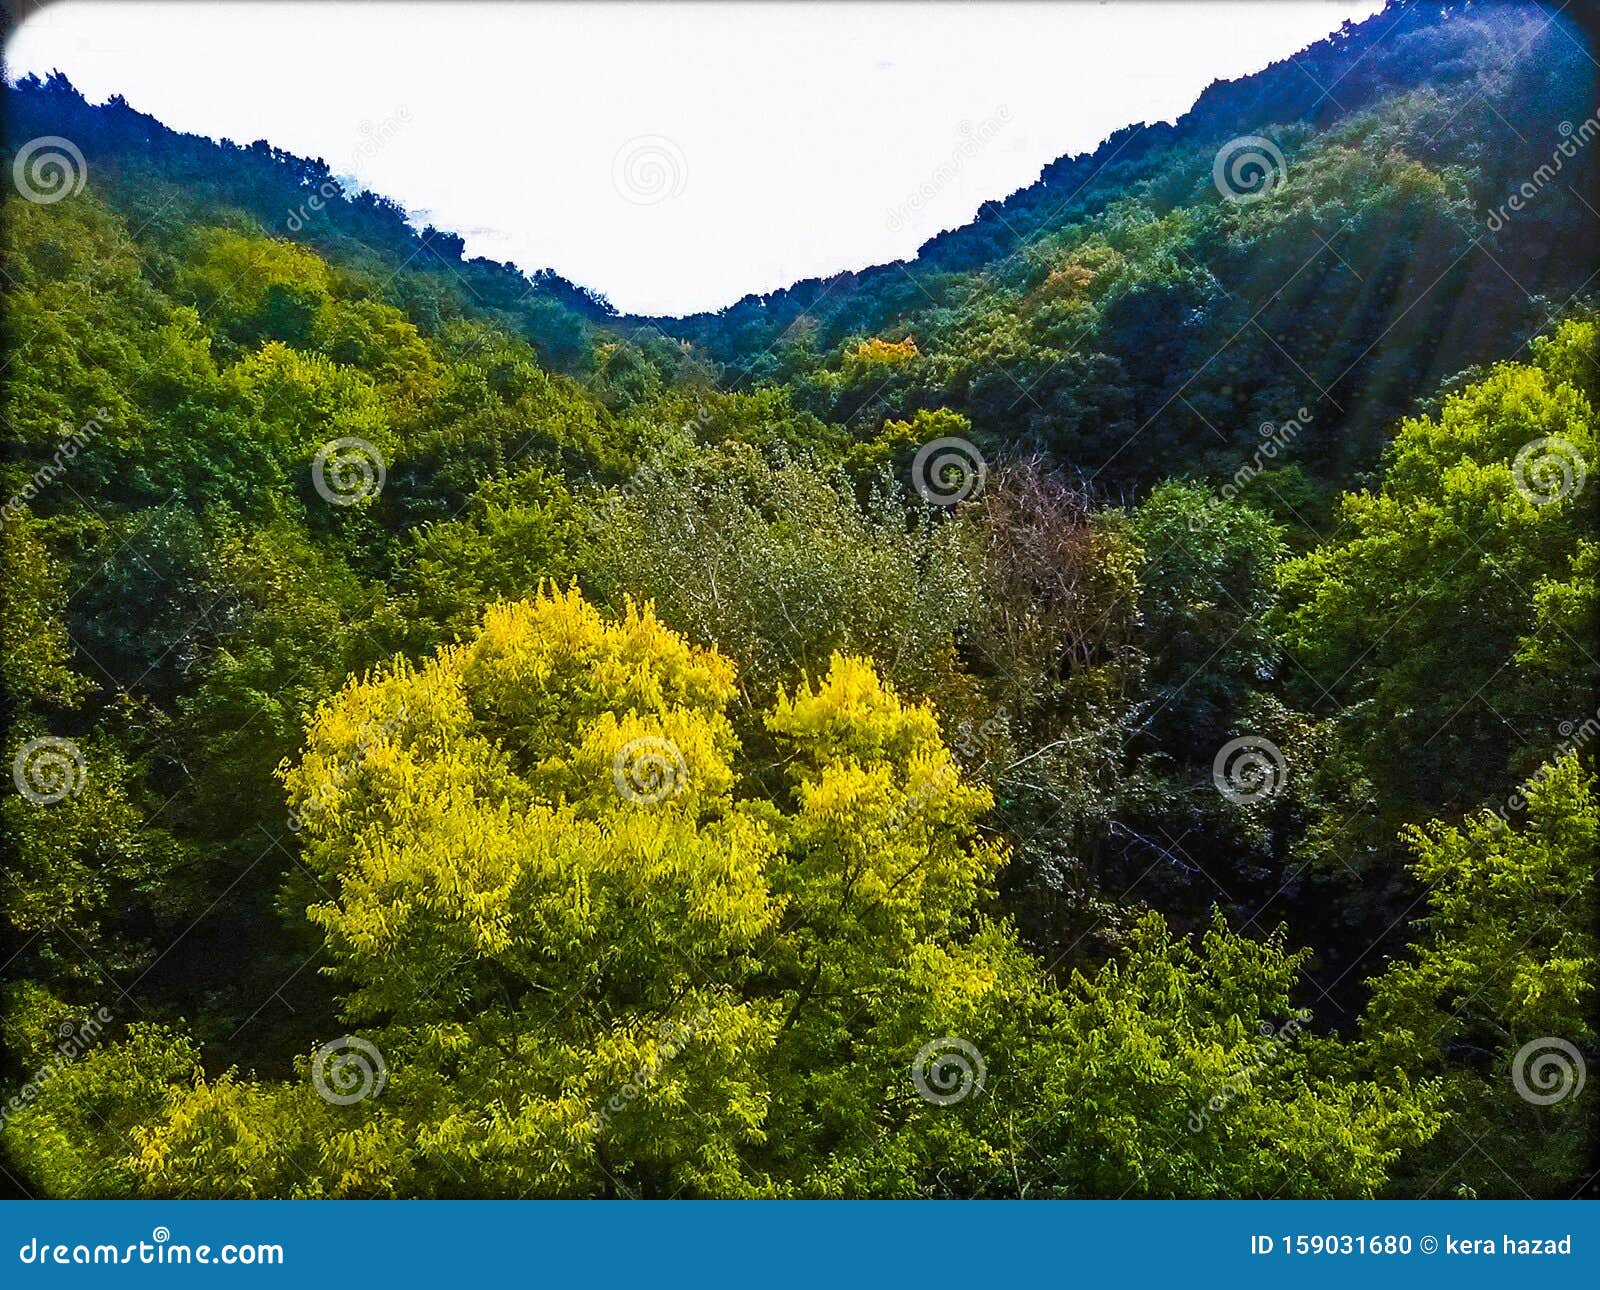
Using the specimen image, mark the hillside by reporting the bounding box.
[634,0,1597,484]
[0,0,1594,1200]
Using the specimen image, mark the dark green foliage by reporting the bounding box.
[2,0,1595,1199]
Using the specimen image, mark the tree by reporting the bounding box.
[581,442,978,709]
[10,591,1439,1200]
[1015,911,1438,1198]
[1275,323,1597,861]
[1363,754,1597,1197]
[1131,480,1285,761]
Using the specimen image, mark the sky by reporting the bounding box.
[7,1,1385,315]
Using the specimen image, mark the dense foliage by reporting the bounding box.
[2,0,1595,1199]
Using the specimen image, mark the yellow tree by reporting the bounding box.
[12,589,1437,1199]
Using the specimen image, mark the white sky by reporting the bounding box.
[7,1,1384,315]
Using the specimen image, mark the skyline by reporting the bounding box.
[6,0,1384,314]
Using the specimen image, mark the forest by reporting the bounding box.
[0,0,1595,1199]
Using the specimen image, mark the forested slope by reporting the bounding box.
[642,0,1597,486]
[0,0,1594,1199]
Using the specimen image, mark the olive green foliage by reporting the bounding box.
[1275,320,1598,910]
[660,5,1592,489]
[582,440,979,705]
[1364,755,1597,1197]
[4,2,1597,1198]
[10,592,1433,1198]
[1131,480,1286,759]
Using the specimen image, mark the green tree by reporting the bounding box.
[9,591,1440,1200]
[1364,754,1597,1197]
[1276,322,1597,862]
